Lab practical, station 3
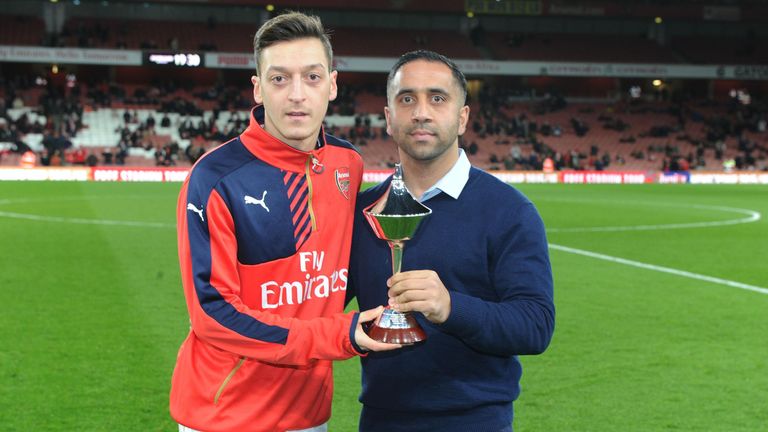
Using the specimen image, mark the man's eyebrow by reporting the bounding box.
[395,87,450,97]
[264,64,327,74]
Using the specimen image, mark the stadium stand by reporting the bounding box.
[1,1,766,173]
[329,27,482,59]
[487,33,681,63]
[671,35,767,65]
[59,17,253,52]
[2,80,764,172]
[0,14,45,46]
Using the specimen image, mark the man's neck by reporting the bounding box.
[263,122,319,152]
[291,138,318,153]
[399,147,459,199]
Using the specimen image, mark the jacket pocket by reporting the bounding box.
[214,357,246,405]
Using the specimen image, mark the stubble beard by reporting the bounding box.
[398,129,457,163]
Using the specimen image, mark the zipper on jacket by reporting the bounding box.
[214,357,245,405]
[305,155,318,232]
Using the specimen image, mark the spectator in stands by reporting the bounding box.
[70,146,87,165]
[101,147,113,165]
[552,124,562,137]
[602,152,611,169]
[714,139,726,160]
[346,50,554,432]
[571,117,589,137]
[468,140,478,155]
[540,121,552,136]
[570,149,581,169]
[154,144,168,166]
[510,143,522,165]
[529,151,541,170]
[169,12,399,432]
[49,150,62,166]
[184,142,205,164]
[42,129,71,153]
[39,148,51,166]
[85,151,98,167]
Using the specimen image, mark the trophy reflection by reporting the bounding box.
[363,163,431,344]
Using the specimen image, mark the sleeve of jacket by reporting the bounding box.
[177,178,364,366]
[437,201,555,356]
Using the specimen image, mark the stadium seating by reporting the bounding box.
[3,92,764,171]
[61,17,253,52]
[671,36,767,65]
[57,17,483,59]
[329,27,482,59]
[2,8,766,172]
[488,33,681,63]
[0,14,45,46]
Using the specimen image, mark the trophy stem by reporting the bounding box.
[389,241,404,275]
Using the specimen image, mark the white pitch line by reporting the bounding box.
[547,204,761,233]
[0,195,175,229]
[550,243,768,295]
[0,210,175,229]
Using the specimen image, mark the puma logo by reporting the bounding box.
[244,191,269,212]
[186,203,204,222]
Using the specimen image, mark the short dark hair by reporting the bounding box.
[253,11,333,76]
[386,50,468,105]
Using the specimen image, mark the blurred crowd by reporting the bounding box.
[2,72,766,172]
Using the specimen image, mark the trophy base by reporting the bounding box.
[366,307,427,345]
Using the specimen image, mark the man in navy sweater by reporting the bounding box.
[346,50,555,432]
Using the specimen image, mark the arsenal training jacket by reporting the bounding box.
[170,106,364,432]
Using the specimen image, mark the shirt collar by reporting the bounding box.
[239,105,327,173]
[419,149,471,202]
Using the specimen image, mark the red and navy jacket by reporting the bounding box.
[170,106,364,432]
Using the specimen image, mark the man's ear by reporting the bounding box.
[251,75,263,105]
[384,106,392,137]
[328,70,338,102]
[458,104,470,136]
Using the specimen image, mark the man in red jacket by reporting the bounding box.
[170,12,399,432]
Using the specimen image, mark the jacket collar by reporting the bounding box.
[239,105,327,172]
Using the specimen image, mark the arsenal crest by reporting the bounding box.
[335,167,350,200]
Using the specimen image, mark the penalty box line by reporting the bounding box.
[549,243,768,296]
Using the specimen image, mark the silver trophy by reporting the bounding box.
[363,163,431,344]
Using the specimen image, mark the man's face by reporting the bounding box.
[385,59,468,163]
[252,37,337,152]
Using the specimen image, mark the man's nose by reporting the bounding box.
[411,99,431,122]
[289,79,305,101]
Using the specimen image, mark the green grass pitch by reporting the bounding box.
[0,181,766,431]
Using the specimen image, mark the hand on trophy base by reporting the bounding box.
[366,306,426,345]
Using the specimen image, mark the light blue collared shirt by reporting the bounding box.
[418,149,471,202]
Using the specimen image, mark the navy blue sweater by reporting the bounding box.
[346,167,555,432]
